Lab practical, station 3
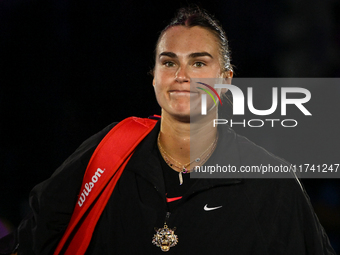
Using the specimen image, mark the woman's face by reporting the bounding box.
[153,26,224,121]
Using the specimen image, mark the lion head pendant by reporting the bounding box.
[152,224,178,252]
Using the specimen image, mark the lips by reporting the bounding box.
[169,91,199,98]
[170,90,190,93]
[169,89,199,93]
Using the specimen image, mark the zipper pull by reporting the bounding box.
[164,211,171,224]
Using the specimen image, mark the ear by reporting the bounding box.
[225,70,233,83]
[153,78,156,87]
[224,70,233,79]
[221,70,233,93]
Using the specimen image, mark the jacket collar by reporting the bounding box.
[189,124,243,188]
[124,120,243,196]
[124,120,166,194]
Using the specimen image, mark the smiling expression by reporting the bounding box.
[153,26,225,120]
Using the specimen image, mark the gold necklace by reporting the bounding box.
[157,133,218,185]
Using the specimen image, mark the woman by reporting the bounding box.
[4,6,336,254]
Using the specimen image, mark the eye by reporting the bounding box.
[193,62,205,67]
[163,61,176,67]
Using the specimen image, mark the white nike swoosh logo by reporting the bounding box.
[204,204,223,211]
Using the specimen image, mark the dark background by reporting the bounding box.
[0,0,339,252]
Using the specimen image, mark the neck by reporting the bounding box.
[159,109,218,172]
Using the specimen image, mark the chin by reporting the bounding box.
[166,108,191,123]
[174,114,191,123]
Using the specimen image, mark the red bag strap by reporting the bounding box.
[53,116,158,254]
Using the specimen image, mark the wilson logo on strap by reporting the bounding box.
[78,168,105,207]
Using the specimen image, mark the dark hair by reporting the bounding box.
[153,6,233,73]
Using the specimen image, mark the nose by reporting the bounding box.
[175,67,189,83]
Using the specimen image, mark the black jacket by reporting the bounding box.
[12,120,336,254]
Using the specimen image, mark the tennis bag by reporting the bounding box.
[53,116,158,254]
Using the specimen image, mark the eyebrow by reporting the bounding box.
[189,52,213,59]
[159,51,213,59]
[159,52,177,58]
